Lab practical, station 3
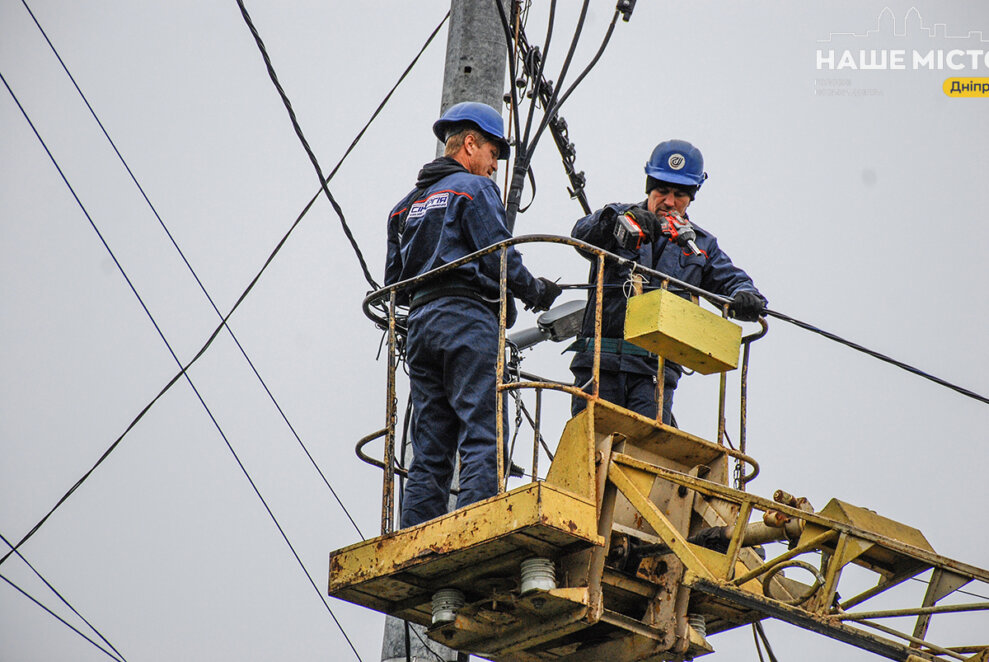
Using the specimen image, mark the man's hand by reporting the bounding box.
[529,277,562,312]
[625,206,663,241]
[728,291,765,322]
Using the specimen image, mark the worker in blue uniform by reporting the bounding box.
[568,140,766,425]
[386,102,562,528]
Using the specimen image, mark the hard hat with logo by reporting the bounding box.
[644,139,707,194]
[432,101,511,159]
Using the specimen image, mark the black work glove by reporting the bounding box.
[728,291,765,322]
[528,277,562,312]
[625,206,663,242]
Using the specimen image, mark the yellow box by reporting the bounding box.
[624,288,741,375]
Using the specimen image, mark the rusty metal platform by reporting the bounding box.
[328,481,603,627]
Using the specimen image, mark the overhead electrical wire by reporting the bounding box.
[1,69,364,661]
[0,532,127,661]
[505,0,590,219]
[524,0,591,152]
[234,0,378,291]
[0,573,123,662]
[753,622,781,662]
[752,621,780,662]
[494,0,621,228]
[18,0,364,542]
[500,5,591,214]
[0,69,197,567]
[528,6,620,154]
[554,282,989,406]
[2,4,448,570]
[519,0,559,149]
[908,576,989,603]
[765,308,989,407]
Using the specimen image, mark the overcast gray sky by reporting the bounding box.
[2,1,987,661]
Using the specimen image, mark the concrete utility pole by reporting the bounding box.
[435,0,510,158]
[383,3,508,661]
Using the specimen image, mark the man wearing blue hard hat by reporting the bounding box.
[385,101,561,528]
[567,139,766,425]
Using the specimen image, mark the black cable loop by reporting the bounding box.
[235,0,378,291]
[1,532,127,661]
[20,0,364,543]
[0,574,123,662]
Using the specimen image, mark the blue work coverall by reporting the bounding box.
[385,157,547,528]
[569,202,766,423]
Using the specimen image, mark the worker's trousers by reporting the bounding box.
[401,297,505,529]
[570,367,678,425]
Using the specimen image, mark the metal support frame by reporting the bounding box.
[342,235,987,662]
[382,290,398,534]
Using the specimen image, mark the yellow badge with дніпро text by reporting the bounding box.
[943,78,989,97]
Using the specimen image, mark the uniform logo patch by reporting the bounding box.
[408,192,451,219]
[668,153,685,170]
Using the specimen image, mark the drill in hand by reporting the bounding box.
[658,210,703,256]
[614,208,703,256]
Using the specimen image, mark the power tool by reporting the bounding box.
[659,210,703,256]
[614,209,703,256]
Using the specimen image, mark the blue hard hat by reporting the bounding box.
[432,101,511,159]
[644,140,707,192]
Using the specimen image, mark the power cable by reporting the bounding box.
[516,0,589,219]
[908,576,989,602]
[497,0,525,151]
[957,587,989,601]
[528,6,620,153]
[234,0,378,291]
[292,9,450,240]
[752,623,766,662]
[754,622,780,662]
[518,0,558,150]
[524,0,591,153]
[0,532,126,661]
[18,0,364,542]
[509,3,593,214]
[0,69,198,567]
[2,68,364,661]
[2,3,448,567]
[766,308,989,407]
[497,0,619,228]
[553,281,989,406]
[0,573,122,662]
